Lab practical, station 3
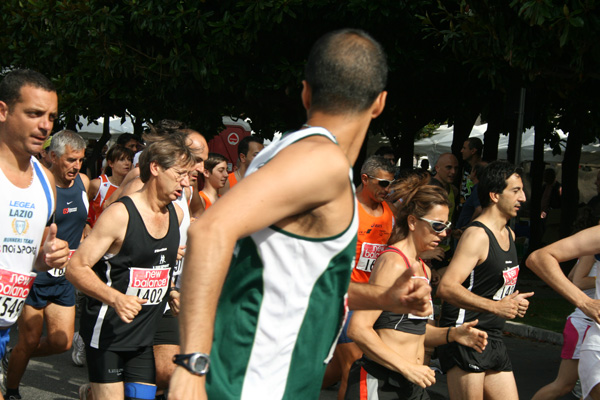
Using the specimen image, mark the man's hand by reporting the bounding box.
[514,291,534,318]
[451,319,488,353]
[113,293,147,323]
[43,223,70,269]
[383,264,432,316]
[493,291,534,319]
[169,367,207,400]
[579,298,600,324]
[169,290,181,316]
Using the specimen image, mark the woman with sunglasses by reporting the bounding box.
[345,173,488,399]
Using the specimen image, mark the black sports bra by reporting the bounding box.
[372,246,432,335]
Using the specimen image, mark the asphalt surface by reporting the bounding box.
[5,278,577,399]
[5,326,574,400]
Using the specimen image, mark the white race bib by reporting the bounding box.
[355,243,386,273]
[493,265,519,300]
[125,267,170,306]
[0,269,36,324]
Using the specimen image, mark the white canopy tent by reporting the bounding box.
[76,115,135,140]
[414,124,600,166]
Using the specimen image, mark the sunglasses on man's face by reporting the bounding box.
[368,176,395,188]
[419,217,451,233]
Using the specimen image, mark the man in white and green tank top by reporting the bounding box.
[171,29,433,400]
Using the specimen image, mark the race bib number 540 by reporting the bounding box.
[126,267,170,306]
[0,269,36,324]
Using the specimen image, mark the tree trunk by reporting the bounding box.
[528,113,549,253]
[451,111,480,188]
[559,131,582,240]
[87,115,113,178]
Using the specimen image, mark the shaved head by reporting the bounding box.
[435,153,458,185]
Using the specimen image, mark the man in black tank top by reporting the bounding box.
[437,161,534,400]
[66,133,197,400]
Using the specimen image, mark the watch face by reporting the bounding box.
[191,354,210,374]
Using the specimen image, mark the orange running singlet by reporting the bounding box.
[199,191,213,209]
[228,171,238,189]
[88,174,118,227]
[350,201,395,283]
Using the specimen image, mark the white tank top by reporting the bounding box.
[0,157,54,327]
[172,188,191,289]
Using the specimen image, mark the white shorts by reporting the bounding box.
[562,316,593,359]
[578,348,600,399]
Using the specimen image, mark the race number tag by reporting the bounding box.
[355,243,386,273]
[0,269,36,324]
[493,265,520,300]
[47,249,76,278]
[172,258,183,289]
[126,267,170,306]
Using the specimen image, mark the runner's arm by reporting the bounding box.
[66,202,146,322]
[526,225,600,323]
[35,170,69,271]
[87,177,101,203]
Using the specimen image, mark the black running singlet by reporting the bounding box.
[439,221,519,337]
[80,196,179,350]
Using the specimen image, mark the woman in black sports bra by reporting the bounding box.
[345,173,488,400]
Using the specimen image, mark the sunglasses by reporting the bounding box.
[419,217,451,233]
[368,175,395,188]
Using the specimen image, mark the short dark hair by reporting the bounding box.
[478,160,521,208]
[305,29,387,114]
[205,152,228,174]
[238,136,263,158]
[0,69,56,109]
[139,131,196,183]
[466,137,483,157]
[105,144,134,164]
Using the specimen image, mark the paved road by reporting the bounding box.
[7,329,576,399]
[320,333,576,400]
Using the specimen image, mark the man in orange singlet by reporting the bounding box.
[323,155,396,399]
[220,135,263,195]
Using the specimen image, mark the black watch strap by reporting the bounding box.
[173,352,210,376]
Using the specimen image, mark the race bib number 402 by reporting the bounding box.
[126,267,170,306]
[493,265,520,301]
[0,269,36,324]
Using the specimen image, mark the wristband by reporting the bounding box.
[446,327,452,343]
